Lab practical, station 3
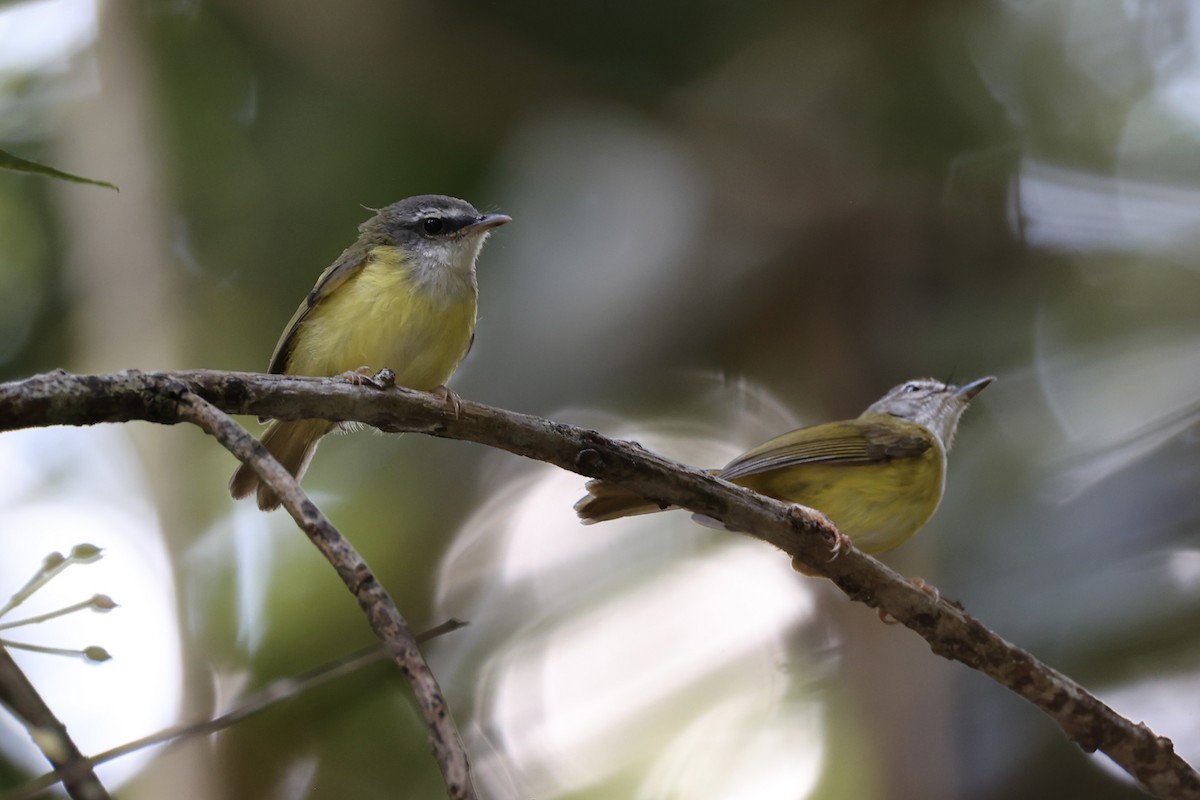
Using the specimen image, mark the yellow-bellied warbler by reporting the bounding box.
[576,377,993,556]
[230,195,510,510]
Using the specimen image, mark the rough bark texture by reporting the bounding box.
[2,369,1197,800]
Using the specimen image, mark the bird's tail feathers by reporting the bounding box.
[229,419,335,511]
[574,480,669,523]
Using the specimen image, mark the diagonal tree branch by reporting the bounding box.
[0,370,476,799]
[1,368,1198,800]
[170,387,477,800]
[0,645,111,800]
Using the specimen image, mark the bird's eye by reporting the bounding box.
[904,383,920,393]
[421,217,445,235]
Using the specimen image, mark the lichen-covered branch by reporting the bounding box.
[1,368,1198,800]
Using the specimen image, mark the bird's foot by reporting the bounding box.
[827,526,851,562]
[337,366,395,389]
[431,384,463,417]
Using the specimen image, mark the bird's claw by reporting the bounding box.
[827,527,851,562]
[432,384,464,417]
[909,576,940,603]
[337,366,395,390]
[787,514,848,576]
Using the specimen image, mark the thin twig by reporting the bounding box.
[0,645,111,800]
[169,388,477,800]
[2,620,466,800]
[1,369,1198,800]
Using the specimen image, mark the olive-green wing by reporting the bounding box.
[718,417,933,481]
[267,239,374,375]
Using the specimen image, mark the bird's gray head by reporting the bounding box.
[368,195,511,284]
[862,376,994,450]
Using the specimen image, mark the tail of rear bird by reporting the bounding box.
[574,480,667,523]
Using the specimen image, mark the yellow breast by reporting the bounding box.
[734,446,946,554]
[286,248,478,390]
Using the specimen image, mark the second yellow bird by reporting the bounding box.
[576,377,992,555]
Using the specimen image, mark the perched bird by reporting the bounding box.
[230,195,510,510]
[575,377,993,555]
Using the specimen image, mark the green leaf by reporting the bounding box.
[0,148,118,191]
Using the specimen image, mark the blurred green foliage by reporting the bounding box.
[0,147,115,188]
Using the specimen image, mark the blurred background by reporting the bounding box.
[1,0,1199,797]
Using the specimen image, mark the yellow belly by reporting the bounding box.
[734,449,946,554]
[286,253,477,390]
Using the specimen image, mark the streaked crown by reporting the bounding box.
[862,376,994,450]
